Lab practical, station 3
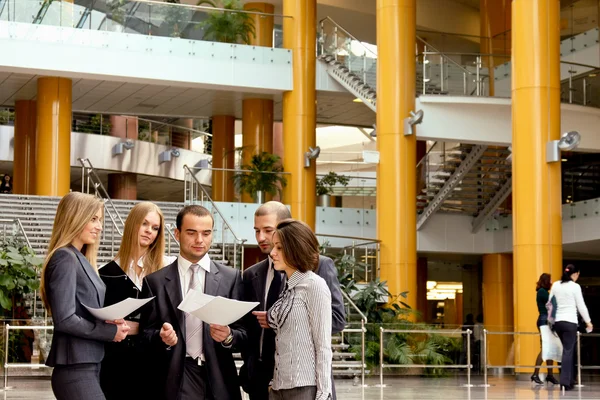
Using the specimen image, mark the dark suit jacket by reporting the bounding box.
[45,246,117,367]
[140,259,247,400]
[240,255,345,394]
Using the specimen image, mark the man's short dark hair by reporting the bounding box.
[176,205,214,230]
[255,201,291,222]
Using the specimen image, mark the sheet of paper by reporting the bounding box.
[83,297,155,320]
[178,291,259,325]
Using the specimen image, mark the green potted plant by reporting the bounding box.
[232,151,287,203]
[0,238,42,316]
[316,171,350,207]
[196,0,256,44]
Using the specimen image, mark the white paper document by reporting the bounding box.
[178,291,259,325]
[83,297,155,320]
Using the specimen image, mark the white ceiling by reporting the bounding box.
[0,72,375,127]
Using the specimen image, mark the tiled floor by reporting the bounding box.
[2,376,600,399]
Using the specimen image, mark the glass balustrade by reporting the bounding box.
[0,0,289,47]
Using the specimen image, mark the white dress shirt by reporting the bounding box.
[550,280,591,325]
[177,253,211,360]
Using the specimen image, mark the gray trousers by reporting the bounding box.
[269,386,318,400]
[51,363,105,400]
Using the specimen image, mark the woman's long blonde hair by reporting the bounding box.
[41,192,104,311]
[116,202,166,277]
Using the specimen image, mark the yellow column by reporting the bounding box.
[482,254,514,366]
[13,101,37,195]
[211,115,235,202]
[282,0,316,228]
[244,2,274,47]
[242,98,274,203]
[512,0,562,373]
[376,0,417,308]
[36,77,71,197]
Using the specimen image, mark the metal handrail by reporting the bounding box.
[416,37,476,78]
[0,218,32,249]
[340,290,366,387]
[135,116,211,138]
[341,291,367,323]
[129,0,291,18]
[316,233,380,244]
[77,158,124,237]
[4,324,53,391]
[319,16,377,58]
[183,165,246,247]
[164,223,179,256]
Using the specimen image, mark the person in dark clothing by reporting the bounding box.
[0,175,12,194]
[531,273,558,385]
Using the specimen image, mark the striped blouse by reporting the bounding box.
[268,270,332,400]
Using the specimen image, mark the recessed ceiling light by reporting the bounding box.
[353,98,363,103]
[561,158,568,162]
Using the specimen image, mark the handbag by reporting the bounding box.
[546,295,558,331]
[540,324,563,362]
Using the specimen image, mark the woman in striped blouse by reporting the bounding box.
[268,219,332,400]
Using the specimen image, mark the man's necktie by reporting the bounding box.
[185,264,203,359]
[266,269,283,310]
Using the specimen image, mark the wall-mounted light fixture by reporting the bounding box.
[111,139,135,157]
[159,148,181,164]
[546,131,581,163]
[404,110,424,135]
[304,146,321,168]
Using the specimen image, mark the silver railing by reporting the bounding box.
[164,222,179,256]
[316,234,380,281]
[339,291,367,387]
[378,327,473,387]
[78,158,125,257]
[183,165,246,270]
[0,218,32,249]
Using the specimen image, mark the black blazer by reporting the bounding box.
[45,246,117,367]
[140,259,247,400]
[240,255,345,393]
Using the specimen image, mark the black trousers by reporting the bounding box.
[554,321,578,387]
[180,358,214,400]
[52,363,105,400]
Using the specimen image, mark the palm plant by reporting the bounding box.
[232,152,287,199]
[196,0,255,44]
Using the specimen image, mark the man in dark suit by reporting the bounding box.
[240,201,345,400]
[140,205,246,400]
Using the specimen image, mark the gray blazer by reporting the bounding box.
[45,246,117,367]
[140,259,247,400]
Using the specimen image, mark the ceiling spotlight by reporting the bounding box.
[304,146,321,168]
[112,139,135,157]
[547,131,581,163]
[404,109,424,135]
[159,148,182,164]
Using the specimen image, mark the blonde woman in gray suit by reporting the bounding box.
[41,192,130,400]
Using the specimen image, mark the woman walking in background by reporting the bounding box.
[99,201,175,400]
[531,273,559,385]
[268,219,332,400]
[551,264,593,391]
[42,192,129,400]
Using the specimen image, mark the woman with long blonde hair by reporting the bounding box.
[42,192,129,400]
[99,201,176,400]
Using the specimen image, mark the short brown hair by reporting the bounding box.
[275,219,319,273]
[255,201,291,222]
[536,273,551,291]
[176,205,213,230]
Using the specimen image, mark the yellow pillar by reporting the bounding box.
[512,0,562,373]
[282,0,316,228]
[211,115,235,202]
[482,254,514,366]
[244,2,274,47]
[13,100,37,195]
[36,77,71,197]
[376,0,417,308]
[242,98,274,203]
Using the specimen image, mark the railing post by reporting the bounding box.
[379,326,384,387]
[4,323,9,391]
[81,163,85,193]
[319,21,324,55]
[463,72,467,95]
[466,329,472,387]
[440,57,444,92]
[422,46,427,95]
[476,56,481,96]
[333,26,338,61]
[569,69,574,104]
[361,319,365,388]
[362,52,367,84]
[583,78,587,105]
[483,328,489,387]
[576,331,583,387]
